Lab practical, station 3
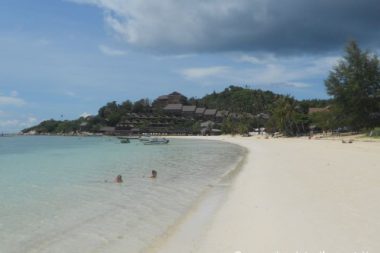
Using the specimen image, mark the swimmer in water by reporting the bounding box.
[150,170,157,179]
[115,174,123,183]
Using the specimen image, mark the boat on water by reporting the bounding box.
[120,138,130,144]
[143,137,169,145]
[139,134,152,142]
[118,136,140,140]
[126,136,140,139]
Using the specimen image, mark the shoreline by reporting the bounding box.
[149,135,380,253]
[0,136,244,253]
[143,137,248,253]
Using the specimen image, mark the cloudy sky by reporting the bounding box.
[1,0,379,132]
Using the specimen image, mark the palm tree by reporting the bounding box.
[271,96,300,136]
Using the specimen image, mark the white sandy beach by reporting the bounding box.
[152,136,380,253]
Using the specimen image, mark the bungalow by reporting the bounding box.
[211,129,222,135]
[200,120,215,128]
[79,122,89,132]
[116,120,133,128]
[195,107,206,118]
[256,113,270,120]
[163,104,183,115]
[99,126,115,135]
[200,120,214,135]
[216,110,229,118]
[215,110,229,122]
[200,121,221,136]
[182,105,196,117]
[203,109,217,120]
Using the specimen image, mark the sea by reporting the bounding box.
[0,136,244,253]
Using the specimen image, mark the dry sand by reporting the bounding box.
[152,136,380,253]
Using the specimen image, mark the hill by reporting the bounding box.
[22,86,330,136]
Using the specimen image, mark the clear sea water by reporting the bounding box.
[0,136,244,253]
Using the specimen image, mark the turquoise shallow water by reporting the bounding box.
[0,136,244,253]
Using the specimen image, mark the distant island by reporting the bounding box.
[22,41,379,137]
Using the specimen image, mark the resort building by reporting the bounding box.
[203,109,217,120]
[182,105,196,117]
[95,92,266,136]
[195,107,206,118]
[216,110,229,122]
[152,91,187,109]
[163,104,183,115]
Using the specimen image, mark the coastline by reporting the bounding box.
[143,137,248,253]
[149,135,380,253]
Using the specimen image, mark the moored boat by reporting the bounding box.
[139,134,151,142]
[143,138,169,145]
[120,138,130,143]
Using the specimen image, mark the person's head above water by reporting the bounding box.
[151,170,157,178]
[115,175,123,183]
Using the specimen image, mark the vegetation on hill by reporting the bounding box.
[23,41,379,136]
[192,86,281,114]
[22,86,328,135]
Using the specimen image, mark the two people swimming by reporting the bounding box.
[114,170,157,183]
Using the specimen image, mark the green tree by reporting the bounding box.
[120,100,133,114]
[269,96,304,136]
[132,98,151,113]
[97,101,121,126]
[237,122,249,134]
[309,111,336,131]
[192,121,201,134]
[98,101,119,118]
[325,41,380,130]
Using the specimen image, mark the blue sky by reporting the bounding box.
[1,0,379,132]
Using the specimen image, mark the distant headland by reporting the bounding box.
[22,85,329,136]
[21,42,380,137]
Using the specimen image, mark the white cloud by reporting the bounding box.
[0,110,6,116]
[27,116,38,124]
[64,91,78,98]
[171,54,195,59]
[0,115,38,132]
[80,112,92,118]
[307,56,340,75]
[153,54,196,61]
[181,66,229,79]
[0,119,20,127]
[10,90,19,97]
[238,54,276,65]
[99,45,127,56]
[271,82,311,88]
[69,0,265,52]
[179,55,340,89]
[0,95,26,106]
[238,55,262,64]
[35,38,51,46]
